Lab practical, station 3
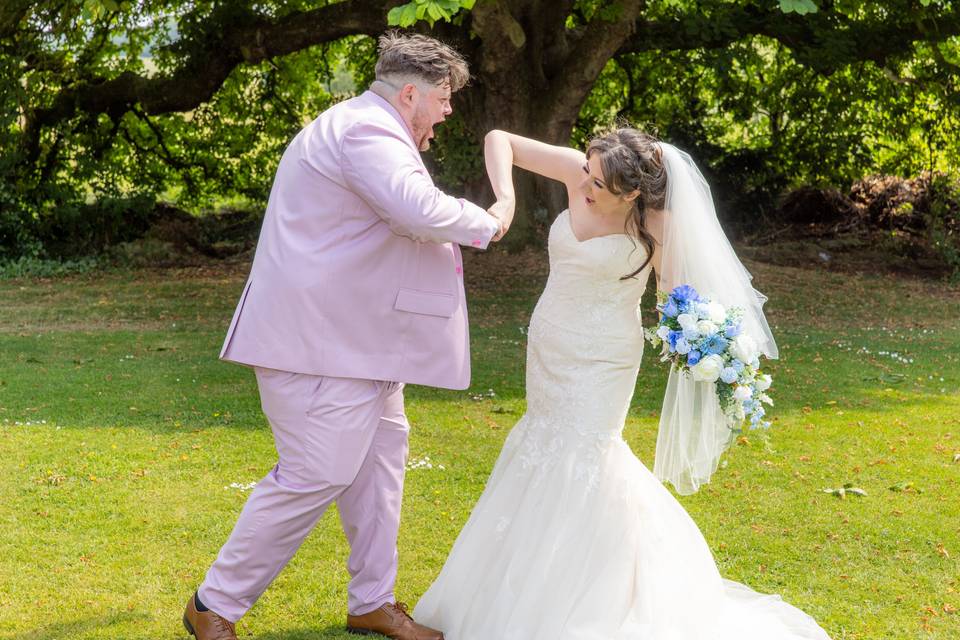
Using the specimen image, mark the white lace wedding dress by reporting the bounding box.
[413,210,832,640]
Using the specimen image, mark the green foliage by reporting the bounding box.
[388,0,475,28]
[779,0,818,14]
[576,24,960,230]
[429,113,485,193]
[33,194,158,259]
[4,0,960,254]
[925,175,960,282]
[0,255,100,279]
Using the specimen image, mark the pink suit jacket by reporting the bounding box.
[220,91,500,390]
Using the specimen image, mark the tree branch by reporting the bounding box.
[543,0,645,139]
[0,0,34,41]
[617,4,960,73]
[26,0,396,144]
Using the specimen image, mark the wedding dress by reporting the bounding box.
[413,209,831,640]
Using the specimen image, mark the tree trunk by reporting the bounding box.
[439,0,643,249]
[456,86,572,250]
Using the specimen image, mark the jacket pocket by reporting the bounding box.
[394,288,457,318]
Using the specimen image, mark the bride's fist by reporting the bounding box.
[488,199,515,241]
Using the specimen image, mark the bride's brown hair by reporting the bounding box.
[585,128,666,280]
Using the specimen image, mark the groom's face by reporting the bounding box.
[409,80,453,152]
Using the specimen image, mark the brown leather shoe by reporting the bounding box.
[346,602,443,640]
[183,593,238,640]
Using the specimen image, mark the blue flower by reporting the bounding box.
[662,298,679,318]
[702,334,729,356]
[724,323,742,338]
[675,337,692,355]
[671,285,700,304]
[687,350,702,365]
[719,367,738,384]
[731,359,745,372]
[667,330,682,351]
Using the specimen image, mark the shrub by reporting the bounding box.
[923,175,960,282]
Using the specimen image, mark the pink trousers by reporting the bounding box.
[198,367,409,622]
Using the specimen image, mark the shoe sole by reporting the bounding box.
[345,627,386,637]
[183,614,196,637]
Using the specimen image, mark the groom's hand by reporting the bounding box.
[488,199,515,242]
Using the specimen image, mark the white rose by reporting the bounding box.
[706,301,727,324]
[755,374,772,391]
[690,354,724,382]
[730,335,758,363]
[656,325,672,340]
[677,313,698,331]
[696,320,718,336]
[733,385,753,402]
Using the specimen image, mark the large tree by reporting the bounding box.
[3,0,960,249]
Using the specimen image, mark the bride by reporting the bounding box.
[412,128,833,640]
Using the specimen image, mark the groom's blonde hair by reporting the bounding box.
[375,31,470,92]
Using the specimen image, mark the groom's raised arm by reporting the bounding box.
[340,121,501,249]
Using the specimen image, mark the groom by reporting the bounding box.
[182,32,505,640]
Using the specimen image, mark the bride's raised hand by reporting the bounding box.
[488,198,515,241]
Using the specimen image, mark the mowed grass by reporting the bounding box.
[0,250,958,640]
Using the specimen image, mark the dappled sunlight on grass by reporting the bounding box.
[0,252,958,639]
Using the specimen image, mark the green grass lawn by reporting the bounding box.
[0,251,958,639]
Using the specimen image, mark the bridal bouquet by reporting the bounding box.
[644,284,773,431]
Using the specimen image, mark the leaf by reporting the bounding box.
[386,6,405,25]
[779,0,818,14]
[888,480,921,493]
[823,483,866,498]
[387,3,420,27]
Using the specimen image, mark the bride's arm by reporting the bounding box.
[484,130,586,238]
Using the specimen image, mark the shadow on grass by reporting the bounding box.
[250,627,361,640]
[5,611,149,640]
[7,618,362,640]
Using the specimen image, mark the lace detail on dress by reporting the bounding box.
[513,414,622,493]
